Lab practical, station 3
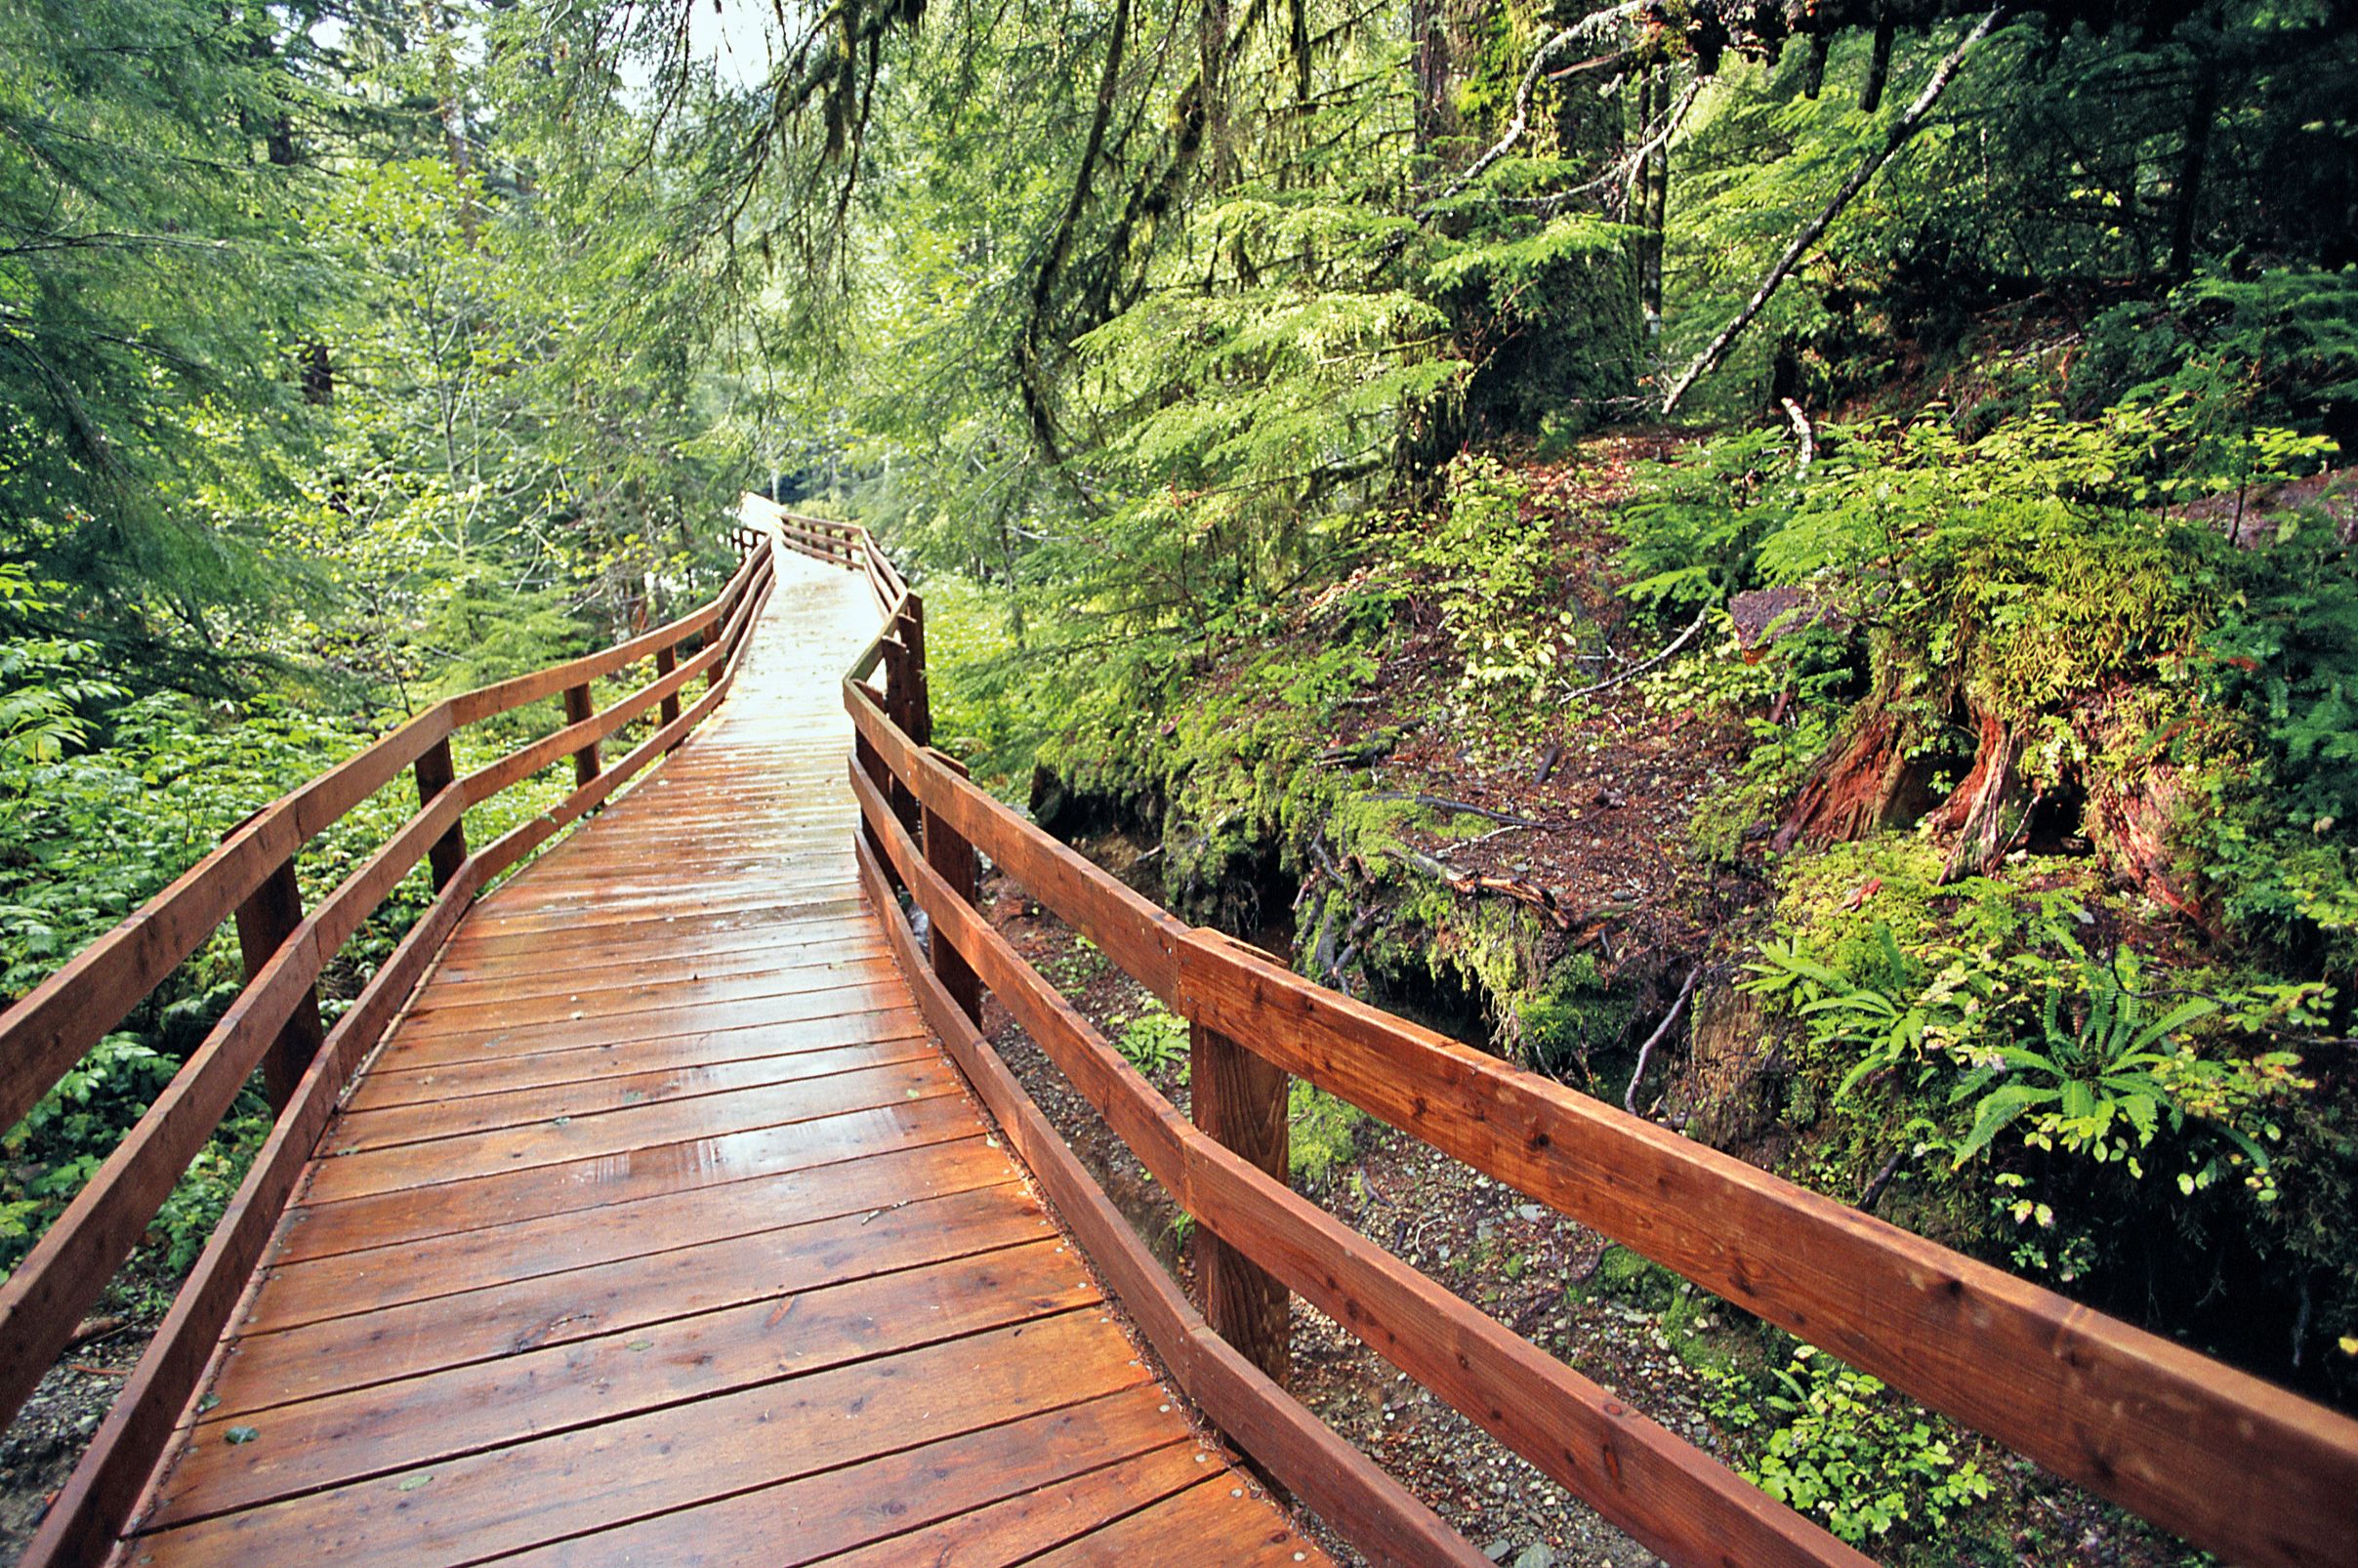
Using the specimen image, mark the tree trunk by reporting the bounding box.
[2077,698,2222,939]
[1773,678,1931,851]
[2168,70,2219,280]
[1924,705,2032,881]
[1861,15,1897,111]
[1800,34,1831,99]
[1410,0,1459,157]
[1643,74,1670,324]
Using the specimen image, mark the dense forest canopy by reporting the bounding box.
[3,0,2357,1556]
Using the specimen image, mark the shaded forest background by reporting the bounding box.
[3,0,2356,1557]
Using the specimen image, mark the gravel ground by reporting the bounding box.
[0,1313,155,1556]
[977,866,2198,1568]
[985,878,1670,1567]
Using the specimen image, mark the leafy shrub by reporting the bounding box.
[1706,1346,1993,1545]
[1287,1082,1361,1190]
[1744,904,2311,1200]
[1108,1000,1190,1079]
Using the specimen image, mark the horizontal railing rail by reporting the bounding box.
[748,491,2358,1568]
[4,530,778,1566]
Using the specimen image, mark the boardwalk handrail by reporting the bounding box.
[748,492,2358,1568]
[2,531,777,1566]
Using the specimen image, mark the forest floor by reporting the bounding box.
[985,439,2204,1566]
[0,1300,162,1554]
[988,882,2196,1568]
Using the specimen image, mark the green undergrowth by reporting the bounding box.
[0,571,583,1285]
[1616,378,2358,1400]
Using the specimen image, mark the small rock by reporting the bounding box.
[1513,1548,1558,1568]
[1484,1543,1515,1564]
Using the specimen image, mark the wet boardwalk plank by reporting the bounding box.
[115,553,1324,1567]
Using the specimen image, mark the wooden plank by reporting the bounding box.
[1023,1474,1320,1567]
[0,784,468,1428]
[433,901,871,965]
[488,1388,1194,1568]
[923,750,985,1024]
[219,1170,1038,1410]
[811,1437,1215,1567]
[391,956,900,1039]
[846,680,1186,1000]
[152,1240,1099,1526]
[300,1057,965,1205]
[413,736,467,890]
[853,783,1858,1568]
[128,1311,1152,1566]
[1190,1018,1291,1389]
[446,884,862,939]
[343,1010,928,1113]
[851,836,1480,1568]
[654,641,681,726]
[18,866,480,1568]
[560,682,599,787]
[0,701,451,1137]
[1177,930,2358,1568]
[418,931,890,1000]
[263,1135,1019,1320]
[277,1096,985,1264]
[328,1038,940,1154]
[365,980,913,1072]
[231,856,326,1112]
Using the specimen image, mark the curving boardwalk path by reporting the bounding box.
[114,552,1325,1566]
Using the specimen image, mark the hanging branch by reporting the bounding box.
[1381,0,1648,263]
[1014,0,1134,466]
[1422,2,1645,213]
[1658,7,2006,415]
[1625,968,1702,1116]
[1564,598,1712,699]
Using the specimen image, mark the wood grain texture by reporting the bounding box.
[853,767,1857,1568]
[818,497,2358,1568]
[93,541,1313,1568]
[852,833,1464,1568]
[1190,1018,1292,1389]
[1176,928,2358,1568]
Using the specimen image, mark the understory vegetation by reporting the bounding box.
[7,0,2356,1558]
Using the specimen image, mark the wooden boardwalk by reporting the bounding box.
[114,554,1324,1566]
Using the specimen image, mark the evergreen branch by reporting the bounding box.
[1659,7,2006,415]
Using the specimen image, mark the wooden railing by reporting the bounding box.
[0,534,777,1566]
[749,493,2358,1568]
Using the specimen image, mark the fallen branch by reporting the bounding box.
[1625,968,1702,1116]
[1367,791,1557,829]
[1859,1144,1911,1214]
[1564,599,1712,699]
[1781,397,1817,479]
[1421,1,1648,215]
[1659,8,2006,415]
[1396,848,1574,928]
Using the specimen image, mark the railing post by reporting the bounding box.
[1190,1019,1292,1387]
[562,682,600,788]
[233,858,326,1113]
[900,593,931,747]
[877,634,923,846]
[924,751,984,1025]
[854,718,898,893]
[654,642,681,726]
[413,736,467,890]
